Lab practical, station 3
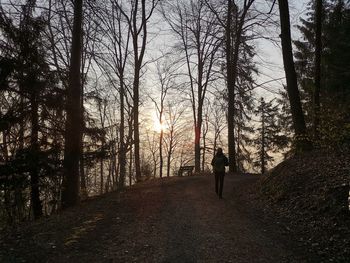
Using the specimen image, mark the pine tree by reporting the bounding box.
[0,2,62,219]
[253,98,288,174]
[275,89,294,157]
[234,43,257,172]
[294,0,350,147]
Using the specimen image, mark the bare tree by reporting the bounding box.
[96,97,108,194]
[163,102,186,177]
[94,0,133,188]
[150,58,176,178]
[162,0,221,173]
[208,100,226,157]
[115,0,159,180]
[201,106,210,171]
[144,129,159,178]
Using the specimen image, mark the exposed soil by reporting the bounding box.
[0,174,316,262]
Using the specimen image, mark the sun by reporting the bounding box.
[153,115,168,133]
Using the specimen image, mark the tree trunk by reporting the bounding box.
[166,129,174,178]
[106,158,111,193]
[62,0,83,208]
[80,80,86,198]
[2,130,8,162]
[159,128,164,178]
[201,115,208,171]
[313,0,322,141]
[110,148,116,189]
[133,73,141,181]
[261,100,266,174]
[132,0,148,181]
[194,122,201,173]
[166,149,172,178]
[237,124,241,171]
[202,135,206,171]
[30,94,43,219]
[79,151,86,198]
[129,145,133,186]
[118,77,126,188]
[226,0,237,173]
[226,0,255,172]
[278,0,312,152]
[195,60,203,173]
[100,154,104,195]
[19,97,24,151]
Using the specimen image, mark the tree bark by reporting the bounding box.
[100,151,104,195]
[226,0,237,173]
[80,78,86,198]
[62,0,83,208]
[129,145,133,186]
[159,113,164,178]
[278,0,312,152]
[118,77,126,188]
[261,99,266,174]
[194,114,202,173]
[132,0,148,181]
[79,150,86,198]
[313,0,322,141]
[133,69,141,181]
[79,120,86,199]
[194,55,204,173]
[30,93,43,218]
[201,114,209,171]
[166,138,172,178]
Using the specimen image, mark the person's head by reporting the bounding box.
[216,147,223,155]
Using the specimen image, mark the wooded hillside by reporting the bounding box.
[0,0,349,240]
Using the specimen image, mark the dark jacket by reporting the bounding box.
[211,153,229,173]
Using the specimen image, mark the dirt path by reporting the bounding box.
[1,175,312,262]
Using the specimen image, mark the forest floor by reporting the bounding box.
[0,174,321,263]
[251,150,350,263]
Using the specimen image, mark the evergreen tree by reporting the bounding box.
[294,0,350,147]
[275,88,295,158]
[234,42,257,172]
[253,98,288,174]
[0,2,62,220]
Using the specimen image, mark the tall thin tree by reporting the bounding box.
[206,0,256,172]
[115,0,158,180]
[313,0,322,140]
[163,0,221,173]
[62,0,84,208]
[278,0,312,152]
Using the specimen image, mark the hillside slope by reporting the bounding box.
[253,150,350,262]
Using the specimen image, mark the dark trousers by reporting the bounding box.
[214,172,225,198]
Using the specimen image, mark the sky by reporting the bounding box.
[147,0,310,102]
[253,0,309,100]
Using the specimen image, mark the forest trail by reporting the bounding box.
[1,175,312,263]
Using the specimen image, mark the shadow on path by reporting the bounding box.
[0,175,311,262]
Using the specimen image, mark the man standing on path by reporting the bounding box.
[211,148,229,199]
